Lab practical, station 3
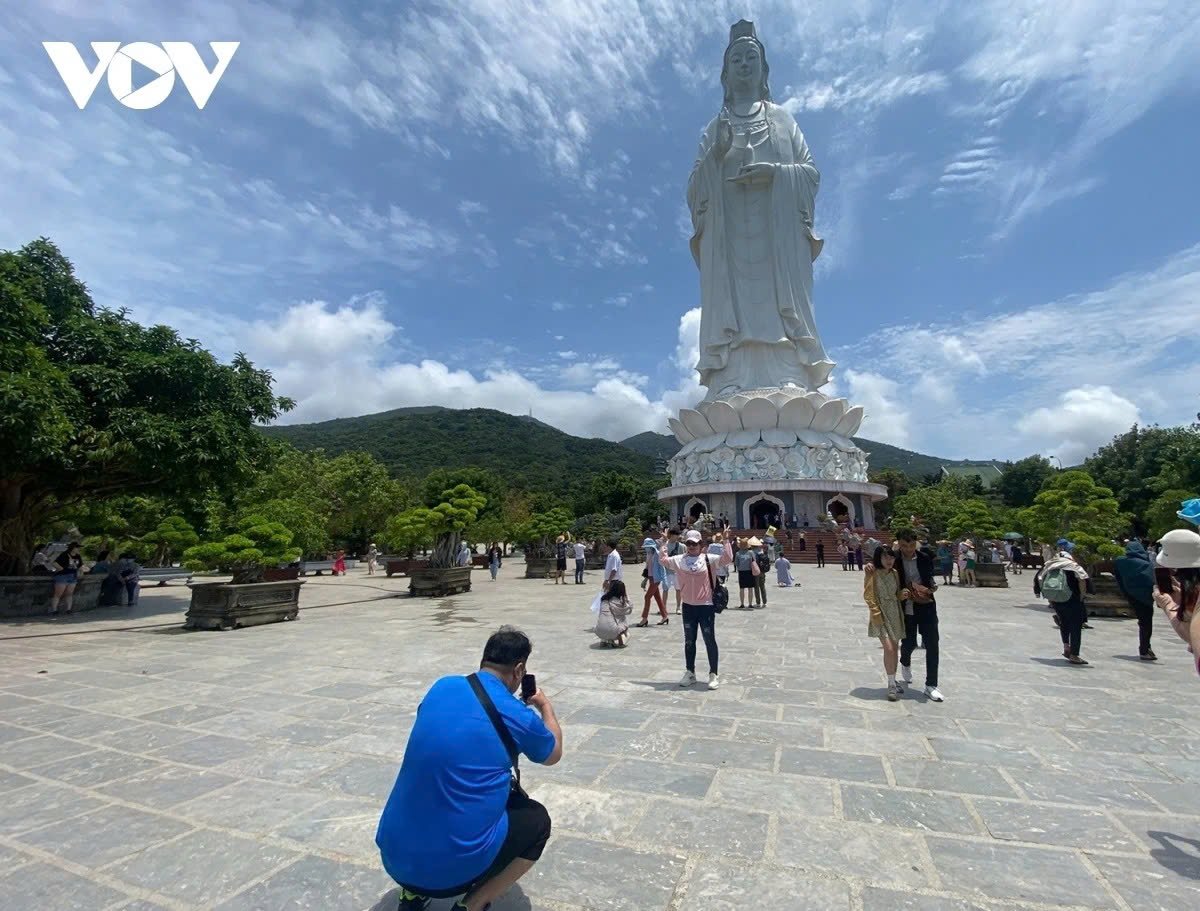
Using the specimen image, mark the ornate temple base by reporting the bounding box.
[659,387,888,527]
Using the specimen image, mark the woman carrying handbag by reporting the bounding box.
[657,530,733,690]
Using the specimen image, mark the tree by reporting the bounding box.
[514,507,574,559]
[1144,489,1196,540]
[422,468,506,519]
[142,516,199,566]
[383,508,433,559]
[0,238,292,574]
[1021,470,1126,563]
[946,500,1002,548]
[1085,425,1200,534]
[869,468,910,526]
[386,484,486,568]
[183,514,301,584]
[890,483,970,540]
[994,455,1055,509]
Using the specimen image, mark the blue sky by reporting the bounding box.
[2,1,1199,464]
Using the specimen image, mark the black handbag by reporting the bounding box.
[706,555,729,613]
[467,673,528,799]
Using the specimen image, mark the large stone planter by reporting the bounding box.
[0,575,105,619]
[184,580,303,630]
[408,566,473,597]
[524,557,557,579]
[386,558,428,577]
[1086,571,1134,618]
[262,566,300,582]
[974,562,1009,588]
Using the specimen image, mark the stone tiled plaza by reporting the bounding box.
[1,563,1198,911]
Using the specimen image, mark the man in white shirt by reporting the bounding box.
[573,541,587,585]
[602,538,623,592]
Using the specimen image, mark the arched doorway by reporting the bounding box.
[825,494,854,526]
[684,497,707,522]
[744,493,785,530]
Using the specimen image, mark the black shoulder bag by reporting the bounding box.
[467,673,528,799]
[706,555,729,612]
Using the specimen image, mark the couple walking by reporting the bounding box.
[863,530,944,702]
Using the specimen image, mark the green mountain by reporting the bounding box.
[265,406,994,493]
[619,431,992,480]
[264,407,656,492]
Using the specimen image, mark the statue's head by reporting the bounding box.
[721,19,771,106]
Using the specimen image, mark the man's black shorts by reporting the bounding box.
[555,557,567,571]
[400,790,552,899]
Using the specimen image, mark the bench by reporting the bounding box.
[139,567,193,586]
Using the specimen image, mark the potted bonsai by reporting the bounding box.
[181,515,303,629]
[514,507,573,579]
[947,501,1006,588]
[388,484,485,596]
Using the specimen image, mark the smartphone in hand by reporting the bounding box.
[521,674,536,702]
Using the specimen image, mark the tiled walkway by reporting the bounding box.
[1,563,1197,910]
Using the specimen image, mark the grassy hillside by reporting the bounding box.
[264,407,656,492]
[619,431,989,479]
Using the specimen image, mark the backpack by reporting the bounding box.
[1040,566,1074,603]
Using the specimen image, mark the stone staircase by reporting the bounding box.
[703,527,895,565]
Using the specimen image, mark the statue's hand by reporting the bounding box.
[712,117,733,159]
[727,163,775,185]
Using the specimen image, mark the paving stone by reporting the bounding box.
[3,733,96,769]
[306,756,399,799]
[326,727,413,759]
[710,767,835,817]
[890,760,1018,799]
[568,705,653,729]
[926,837,1115,908]
[1112,811,1200,853]
[675,736,777,771]
[732,718,824,746]
[1089,852,1200,911]
[646,710,736,738]
[828,727,933,756]
[137,703,230,726]
[629,799,769,857]
[598,757,715,799]
[774,816,932,888]
[149,733,259,766]
[778,747,888,784]
[681,859,852,910]
[531,834,685,911]
[175,779,322,831]
[1133,779,1200,815]
[99,764,238,808]
[841,785,979,835]
[107,828,301,905]
[17,803,194,867]
[306,682,381,700]
[0,721,37,745]
[213,854,394,911]
[0,860,128,910]
[0,784,106,836]
[30,749,165,787]
[861,886,1015,911]
[974,796,1142,854]
[579,728,682,761]
[273,796,379,858]
[926,739,1043,769]
[39,710,145,742]
[87,721,201,753]
[1015,770,1163,810]
[0,769,37,794]
[530,781,648,839]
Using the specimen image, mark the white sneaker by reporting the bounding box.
[900,665,913,686]
[708,672,720,690]
[679,671,696,688]
[924,686,945,702]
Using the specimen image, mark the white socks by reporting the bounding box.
[887,674,897,686]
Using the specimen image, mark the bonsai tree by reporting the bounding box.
[1020,470,1125,565]
[386,484,485,569]
[514,507,574,559]
[183,514,301,584]
[142,516,199,567]
[384,508,433,560]
[946,500,1002,560]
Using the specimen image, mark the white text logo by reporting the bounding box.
[42,41,239,110]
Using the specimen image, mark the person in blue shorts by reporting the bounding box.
[377,627,563,911]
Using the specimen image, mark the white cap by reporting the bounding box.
[1157,529,1200,569]
[684,530,703,543]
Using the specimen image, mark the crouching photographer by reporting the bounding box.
[376,627,563,911]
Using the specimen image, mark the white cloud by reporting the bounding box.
[1016,386,1141,465]
[843,369,913,448]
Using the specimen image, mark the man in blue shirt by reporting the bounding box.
[377,627,563,911]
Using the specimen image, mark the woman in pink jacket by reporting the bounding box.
[658,529,733,690]
[1153,529,1200,676]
